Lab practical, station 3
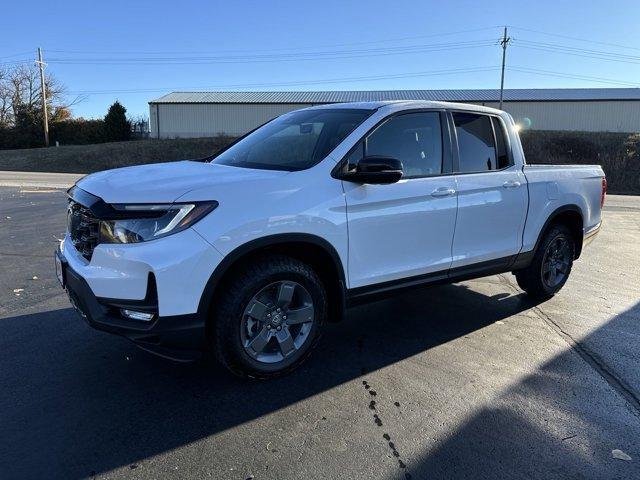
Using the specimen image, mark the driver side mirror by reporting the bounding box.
[338,156,403,184]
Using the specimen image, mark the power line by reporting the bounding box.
[508,25,640,52]
[508,66,640,87]
[513,44,640,66]
[66,66,501,95]
[513,38,640,65]
[16,22,640,107]
[68,64,640,98]
[46,26,502,56]
[47,40,496,65]
[0,51,34,59]
[0,59,34,67]
[516,39,640,60]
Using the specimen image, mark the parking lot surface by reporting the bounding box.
[0,186,639,480]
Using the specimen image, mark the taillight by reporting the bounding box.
[601,177,607,208]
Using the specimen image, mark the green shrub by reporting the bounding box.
[520,130,639,194]
[50,119,106,145]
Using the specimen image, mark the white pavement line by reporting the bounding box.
[1,183,69,189]
[19,189,61,193]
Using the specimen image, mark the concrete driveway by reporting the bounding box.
[0,186,638,480]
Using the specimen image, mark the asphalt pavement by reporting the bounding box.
[0,184,639,480]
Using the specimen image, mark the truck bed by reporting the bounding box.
[521,163,605,253]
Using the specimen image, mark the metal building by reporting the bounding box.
[149,88,640,138]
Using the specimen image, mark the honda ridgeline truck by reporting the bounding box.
[55,101,606,379]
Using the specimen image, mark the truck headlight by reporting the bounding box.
[99,201,218,244]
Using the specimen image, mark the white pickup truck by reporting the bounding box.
[55,101,605,379]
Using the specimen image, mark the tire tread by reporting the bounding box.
[213,254,326,380]
[514,224,575,300]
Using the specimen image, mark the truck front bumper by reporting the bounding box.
[56,228,224,361]
[58,251,206,361]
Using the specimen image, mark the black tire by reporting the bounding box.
[213,255,327,380]
[514,224,575,299]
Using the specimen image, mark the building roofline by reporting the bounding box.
[149,98,640,105]
[148,88,640,105]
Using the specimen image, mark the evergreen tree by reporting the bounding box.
[104,101,131,142]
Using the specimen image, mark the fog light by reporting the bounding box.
[121,309,155,322]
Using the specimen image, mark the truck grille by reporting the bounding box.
[68,200,100,261]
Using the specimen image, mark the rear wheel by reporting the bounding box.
[213,255,326,379]
[514,224,575,299]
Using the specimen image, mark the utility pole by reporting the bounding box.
[499,27,511,110]
[36,47,49,147]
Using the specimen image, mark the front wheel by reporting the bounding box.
[213,255,327,379]
[514,224,575,299]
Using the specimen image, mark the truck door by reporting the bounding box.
[343,110,458,288]
[449,111,527,270]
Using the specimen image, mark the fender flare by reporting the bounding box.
[532,204,584,258]
[197,233,348,322]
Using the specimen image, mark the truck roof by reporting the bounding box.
[304,100,506,115]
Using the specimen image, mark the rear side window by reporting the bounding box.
[491,117,511,169]
[453,112,497,173]
[363,112,443,178]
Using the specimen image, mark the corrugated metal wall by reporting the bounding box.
[481,101,640,132]
[150,100,640,138]
[150,103,310,138]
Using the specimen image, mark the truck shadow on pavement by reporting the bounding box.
[2,285,637,479]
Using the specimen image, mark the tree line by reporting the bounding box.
[0,64,133,149]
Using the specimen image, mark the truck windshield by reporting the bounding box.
[210,108,373,171]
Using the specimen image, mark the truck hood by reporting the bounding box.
[76,161,289,204]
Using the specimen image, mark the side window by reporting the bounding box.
[344,140,364,170]
[364,112,443,178]
[453,113,497,173]
[491,117,512,169]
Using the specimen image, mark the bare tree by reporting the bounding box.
[0,68,13,127]
[0,64,74,127]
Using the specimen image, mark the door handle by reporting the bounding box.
[502,180,521,188]
[431,187,456,197]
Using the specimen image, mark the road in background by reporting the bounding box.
[0,187,638,480]
[0,171,84,189]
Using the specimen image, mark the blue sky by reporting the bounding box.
[3,0,640,119]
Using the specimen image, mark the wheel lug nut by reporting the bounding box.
[266,325,271,329]
[276,326,282,331]
[267,313,271,318]
[277,308,281,313]
[282,315,287,320]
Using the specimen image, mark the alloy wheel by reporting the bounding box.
[240,280,315,364]
[541,235,572,288]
